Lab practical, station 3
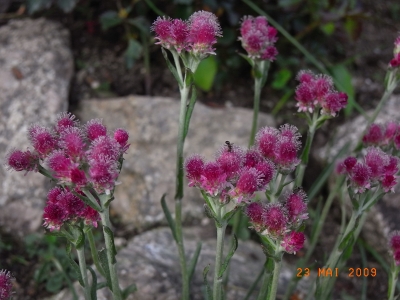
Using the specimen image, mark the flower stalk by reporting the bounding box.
[76,246,91,300]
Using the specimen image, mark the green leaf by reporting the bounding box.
[188,242,202,282]
[56,0,78,12]
[203,264,212,300]
[238,52,254,68]
[160,194,177,242]
[98,249,112,290]
[194,56,218,92]
[66,244,84,286]
[77,190,102,212]
[122,283,138,299]
[125,39,143,69]
[161,48,183,89]
[183,87,197,139]
[320,22,335,36]
[26,0,52,14]
[99,11,123,30]
[96,282,108,290]
[218,234,238,278]
[330,64,355,116]
[271,68,292,90]
[103,226,117,264]
[339,230,355,251]
[87,266,98,300]
[222,207,238,223]
[45,273,63,293]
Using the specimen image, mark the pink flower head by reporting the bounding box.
[216,142,244,181]
[47,150,74,180]
[187,11,222,58]
[254,159,276,188]
[88,135,121,162]
[229,167,262,203]
[85,119,107,141]
[274,136,301,172]
[0,269,13,300]
[59,127,85,160]
[5,149,38,173]
[57,189,85,219]
[239,16,278,61]
[47,186,63,204]
[89,155,119,193]
[43,202,67,231]
[114,128,130,153]
[389,35,400,68]
[262,203,288,237]
[323,91,348,117]
[184,154,205,187]
[281,231,305,254]
[381,174,397,192]
[279,124,302,141]
[390,231,400,265]
[70,167,88,187]
[394,249,400,265]
[151,17,189,53]
[28,124,58,157]
[152,16,172,45]
[342,156,357,173]
[363,123,384,146]
[200,161,227,196]
[394,132,400,150]
[81,205,100,227]
[285,189,308,225]
[384,121,398,144]
[256,126,279,160]
[384,156,399,176]
[349,162,371,193]
[246,202,264,227]
[243,149,263,168]
[364,147,389,181]
[55,112,79,134]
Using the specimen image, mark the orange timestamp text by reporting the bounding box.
[296,267,377,277]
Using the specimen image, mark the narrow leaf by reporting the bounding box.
[161,48,183,89]
[203,264,213,300]
[96,282,108,290]
[87,266,98,300]
[339,230,355,251]
[183,87,197,139]
[188,242,202,282]
[98,249,112,290]
[124,39,143,69]
[193,56,217,91]
[122,283,138,299]
[103,226,117,264]
[66,244,84,286]
[222,207,238,222]
[78,190,102,212]
[238,52,254,68]
[218,234,238,278]
[160,194,177,242]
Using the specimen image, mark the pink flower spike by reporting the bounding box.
[262,203,288,237]
[216,143,244,180]
[88,135,121,162]
[200,161,227,196]
[246,202,264,227]
[256,127,279,160]
[114,128,130,153]
[285,189,308,225]
[349,162,371,193]
[55,112,79,133]
[47,150,74,180]
[59,127,85,160]
[281,231,305,254]
[43,203,67,231]
[384,121,398,143]
[0,269,13,300]
[296,70,314,83]
[28,124,58,157]
[5,149,38,173]
[364,147,389,181]
[58,190,85,219]
[170,19,189,53]
[184,154,205,187]
[254,159,276,188]
[363,123,384,146]
[274,136,301,172]
[85,119,107,141]
[89,155,119,193]
[384,156,399,176]
[151,16,172,46]
[323,91,348,117]
[343,156,357,173]
[47,187,63,204]
[230,167,262,203]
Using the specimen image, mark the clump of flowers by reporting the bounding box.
[239,16,278,61]
[5,112,130,230]
[0,270,13,300]
[295,70,348,116]
[152,10,222,60]
[363,121,400,149]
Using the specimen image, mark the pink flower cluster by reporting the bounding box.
[363,121,400,149]
[152,11,222,58]
[295,70,348,116]
[0,270,13,300]
[239,16,278,61]
[245,189,307,254]
[5,113,130,230]
[43,187,99,231]
[389,36,400,68]
[337,147,399,193]
[389,231,400,265]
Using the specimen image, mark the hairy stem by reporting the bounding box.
[76,246,91,300]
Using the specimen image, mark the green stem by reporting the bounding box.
[266,254,283,300]
[213,206,227,300]
[249,76,263,147]
[76,246,91,300]
[86,229,106,277]
[388,265,399,300]
[99,207,122,300]
[256,259,273,300]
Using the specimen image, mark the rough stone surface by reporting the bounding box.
[0,18,73,235]
[316,94,400,258]
[74,96,275,231]
[48,226,312,300]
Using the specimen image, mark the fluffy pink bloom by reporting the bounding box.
[363,123,384,146]
[28,124,58,157]
[384,156,399,176]
[151,17,189,53]
[59,127,85,160]
[87,135,121,162]
[57,189,85,219]
[200,162,227,196]
[254,159,276,188]
[381,174,397,192]
[274,136,301,172]
[5,149,38,173]
[262,203,288,237]
[216,143,244,180]
[243,149,263,168]
[85,119,107,141]
[256,127,279,160]
[340,156,357,174]
[70,167,88,187]
[55,112,79,134]
[349,163,371,193]
[285,189,308,225]
[281,231,305,254]
[187,11,222,58]
[89,155,119,193]
[81,206,100,227]
[239,16,278,61]
[47,150,74,180]
[184,154,205,187]
[364,147,389,181]
[0,269,13,300]
[390,231,400,265]
[114,128,130,153]
[47,187,63,204]
[43,203,67,231]
[229,167,262,203]
[384,121,398,144]
[246,202,264,227]
[323,92,348,116]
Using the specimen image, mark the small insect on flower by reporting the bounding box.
[225,141,233,152]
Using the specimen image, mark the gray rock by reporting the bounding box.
[0,18,73,235]
[74,96,275,231]
[47,226,312,300]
